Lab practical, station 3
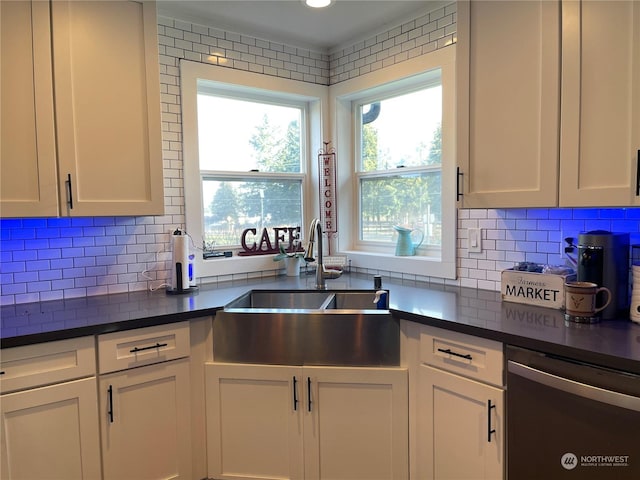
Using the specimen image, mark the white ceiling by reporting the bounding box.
[157,0,445,52]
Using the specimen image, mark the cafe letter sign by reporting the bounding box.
[238,226,303,256]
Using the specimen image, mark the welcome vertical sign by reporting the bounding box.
[318,142,337,253]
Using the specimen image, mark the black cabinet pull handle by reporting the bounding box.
[437,347,473,361]
[456,167,464,201]
[487,399,496,442]
[293,376,298,411]
[107,385,114,423]
[0,371,5,375]
[66,174,74,209]
[636,150,640,196]
[129,342,167,354]
[307,377,312,412]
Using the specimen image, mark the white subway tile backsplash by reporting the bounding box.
[3,3,640,305]
[526,230,547,242]
[507,230,526,241]
[40,291,64,302]
[13,251,37,262]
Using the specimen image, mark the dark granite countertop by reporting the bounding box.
[2,273,639,374]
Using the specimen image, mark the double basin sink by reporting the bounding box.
[213,289,399,367]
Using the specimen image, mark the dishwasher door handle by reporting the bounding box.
[508,360,640,412]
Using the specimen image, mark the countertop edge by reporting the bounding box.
[396,310,640,375]
[0,307,222,349]
[2,277,639,375]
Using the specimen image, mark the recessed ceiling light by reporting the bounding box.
[304,0,333,8]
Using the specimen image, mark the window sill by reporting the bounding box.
[198,253,283,278]
[342,250,456,280]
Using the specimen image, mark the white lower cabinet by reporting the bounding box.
[0,320,204,480]
[417,366,504,480]
[414,325,505,480]
[206,364,303,480]
[97,322,192,480]
[206,363,408,480]
[0,337,101,479]
[0,377,102,479]
[304,366,408,480]
[99,358,191,480]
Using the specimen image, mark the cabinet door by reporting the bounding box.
[0,0,58,217]
[0,377,101,480]
[51,0,163,216]
[560,0,640,206]
[417,365,504,480]
[100,358,191,480]
[303,366,409,480]
[457,0,561,208]
[205,363,304,480]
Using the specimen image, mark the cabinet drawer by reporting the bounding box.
[98,322,190,374]
[0,336,96,394]
[419,325,503,387]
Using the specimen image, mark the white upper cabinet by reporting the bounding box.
[560,0,640,206]
[0,0,164,218]
[458,0,640,208]
[0,1,59,217]
[457,0,561,208]
[52,0,164,216]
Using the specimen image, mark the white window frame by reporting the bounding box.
[354,76,443,253]
[329,47,457,279]
[181,60,328,279]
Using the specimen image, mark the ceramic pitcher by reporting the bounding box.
[393,225,424,256]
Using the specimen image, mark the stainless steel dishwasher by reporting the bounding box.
[506,346,640,479]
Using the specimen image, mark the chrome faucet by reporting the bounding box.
[305,218,341,289]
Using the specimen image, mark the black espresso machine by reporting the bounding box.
[577,230,629,319]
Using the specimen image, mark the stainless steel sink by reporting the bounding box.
[224,289,388,311]
[325,291,388,310]
[225,289,333,310]
[214,289,398,366]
